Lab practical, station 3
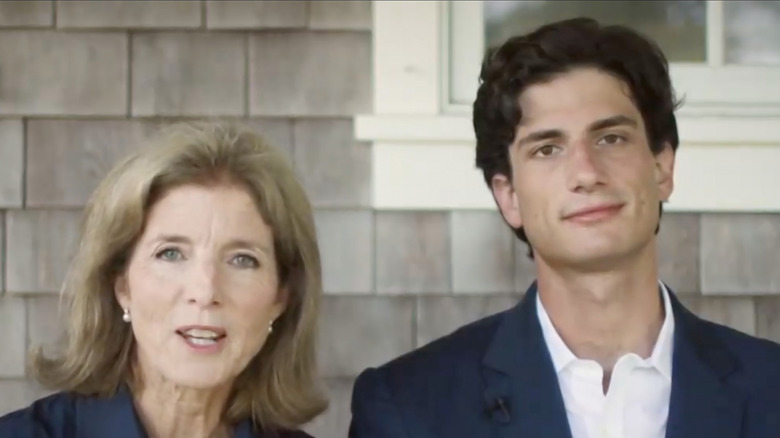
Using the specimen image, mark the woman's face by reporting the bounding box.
[115,183,287,390]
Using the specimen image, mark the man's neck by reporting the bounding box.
[535,247,666,377]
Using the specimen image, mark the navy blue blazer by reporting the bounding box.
[349,282,780,438]
[0,384,314,438]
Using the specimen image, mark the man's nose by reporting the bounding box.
[566,142,607,192]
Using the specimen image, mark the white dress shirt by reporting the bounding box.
[536,283,675,438]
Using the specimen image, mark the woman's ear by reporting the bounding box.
[114,275,130,310]
[271,285,289,321]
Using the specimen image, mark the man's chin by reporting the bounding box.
[538,243,640,272]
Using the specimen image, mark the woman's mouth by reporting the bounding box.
[176,327,227,352]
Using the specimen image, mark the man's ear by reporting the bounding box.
[491,173,523,229]
[655,142,675,202]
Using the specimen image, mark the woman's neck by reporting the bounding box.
[130,361,233,438]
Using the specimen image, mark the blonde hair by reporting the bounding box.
[30,120,328,431]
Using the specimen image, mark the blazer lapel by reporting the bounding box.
[480,283,573,438]
[479,283,747,438]
[665,291,746,438]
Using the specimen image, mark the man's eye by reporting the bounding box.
[600,134,625,145]
[534,145,558,157]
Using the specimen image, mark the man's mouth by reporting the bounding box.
[563,203,625,222]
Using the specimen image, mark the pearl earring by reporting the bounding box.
[122,308,131,323]
[268,320,274,333]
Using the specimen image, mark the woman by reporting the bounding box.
[0,121,328,437]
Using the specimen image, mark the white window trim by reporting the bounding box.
[445,1,780,115]
[360,1,780,212]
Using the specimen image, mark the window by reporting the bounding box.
[445,1,780,116]
[358,1,780,211]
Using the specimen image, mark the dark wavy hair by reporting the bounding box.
[473,17,682,258]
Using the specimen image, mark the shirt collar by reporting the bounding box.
[536,281,675,380]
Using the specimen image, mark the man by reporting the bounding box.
[348,18,780,438]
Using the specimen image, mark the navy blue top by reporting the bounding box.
[349,282,780,438]
[0,385,314,438]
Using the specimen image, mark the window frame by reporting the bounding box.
[442,0,780,117]
[356,1,780,212]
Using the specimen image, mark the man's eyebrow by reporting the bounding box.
[515,115,638,148]
[516,128,565,147]
[588,115,638,132]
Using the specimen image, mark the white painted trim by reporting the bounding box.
[671,65,780,107]
[370,141,780,212]
[706,0,725,66]
[356,114,474,142]
[372,1,441,115]
[356,114,780,145]
[369,1,780,116]
[366,1,780,213]
[446,1,484,107]
[444,1,780,111]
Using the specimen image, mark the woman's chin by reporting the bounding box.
[161,363,235,390]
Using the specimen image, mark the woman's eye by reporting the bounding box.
[232,254,260,269]
[156,248,183,261]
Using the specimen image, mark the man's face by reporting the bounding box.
[492,67,675,271]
